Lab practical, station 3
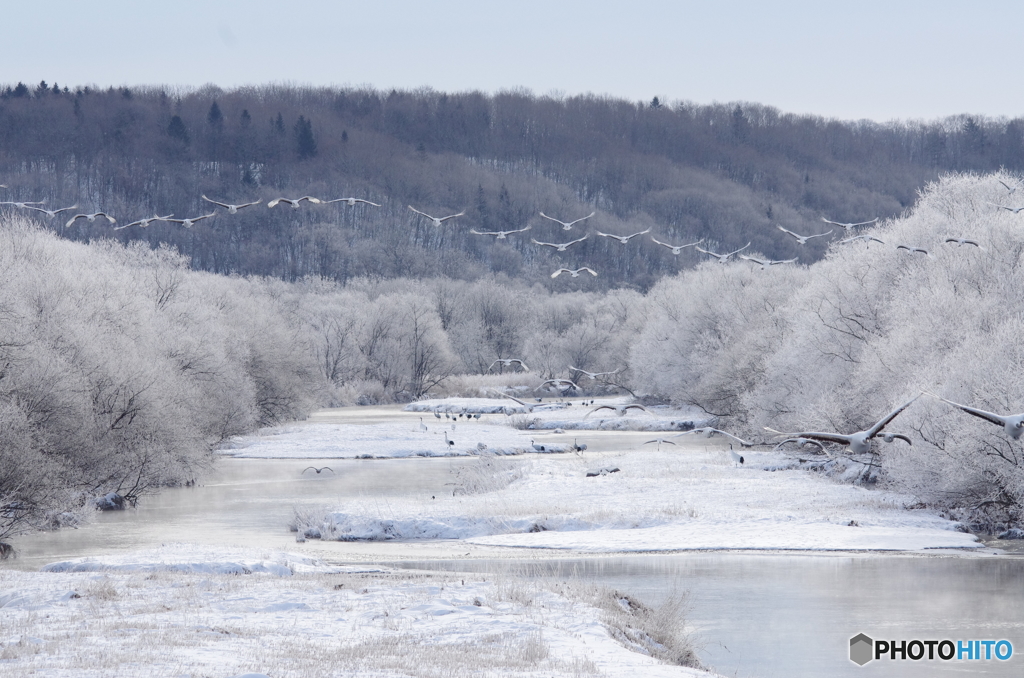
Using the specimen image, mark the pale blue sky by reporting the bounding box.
[3,0,1021,122]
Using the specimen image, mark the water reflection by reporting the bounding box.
[5,457,469,568]
[394,554,1024,677]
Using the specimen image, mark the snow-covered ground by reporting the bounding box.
[298,444,981,551]
[220,419,569,458]
[222,399,978,552]
[0,544,714,677]
[407,396,714,431]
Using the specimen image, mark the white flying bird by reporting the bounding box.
[65,212,116,228]
[489,358,529,372]
[470,225,531,239]
[570,366,621,380]
[739,255,798,268]
[596,228,651,244]
[26,204,78,218]
[923,391,1024,440]
[650,236,700,254]
[408,206,465,225]
[990,203,1024,214]
[895,244,931,257]
[944,237,982,249]
[114,214,174,230]
[777,225,832,244]
[0,200,45,209]
[772,437,829,454]
[536,378,579,392]
[493,391,537,413]
[532,235,587,251]
[672,427,758,447]
[539,211,595,230]
[695,242,750,263]
[167,212,217,228]
[269,196,321,208]
[202,195,262,213]
[998,179,1018,195]
[822,217,878,231]
[764,395,921,455]
[324,197,381,207]
[586,403,650,417]
[551,267,597,278]
[839,235,886,246]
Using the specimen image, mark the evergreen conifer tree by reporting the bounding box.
[294,115,317,159]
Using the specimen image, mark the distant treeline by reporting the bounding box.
[2,82,1022,288]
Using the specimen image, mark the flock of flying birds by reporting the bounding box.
[5,179,1022,462]
[0,190,384,231]
[3,175,1009,278]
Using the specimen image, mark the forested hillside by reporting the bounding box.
[2,82,1022,288]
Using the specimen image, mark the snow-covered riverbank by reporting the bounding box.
[222,400,980,552]
[297,445,981,552]
[0,544,715,677]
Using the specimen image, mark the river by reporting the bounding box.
[3,407,1023,677]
